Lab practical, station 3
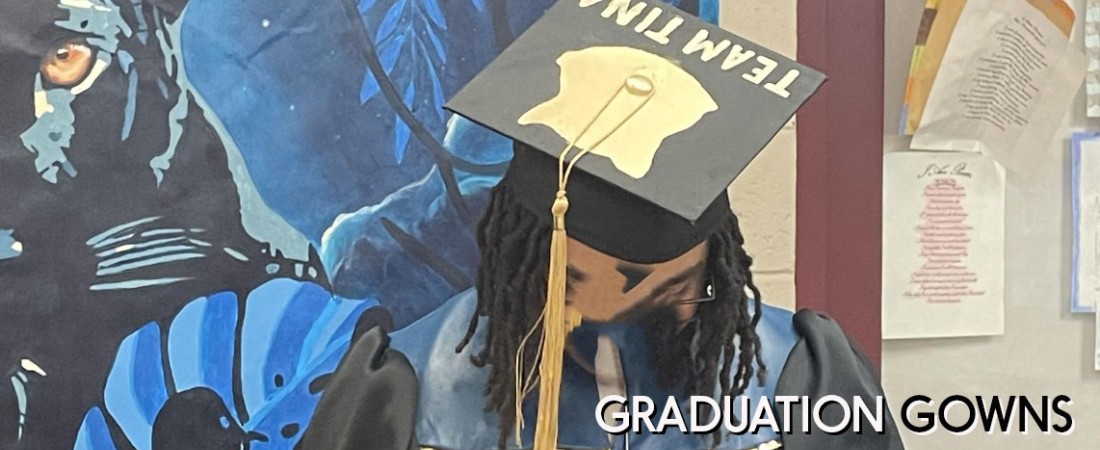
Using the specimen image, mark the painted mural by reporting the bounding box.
[0,0,718,448]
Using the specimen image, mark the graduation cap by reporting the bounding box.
[445,0,825,448]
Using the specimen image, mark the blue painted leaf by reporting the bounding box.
[73,408,119,450]
[425,22,446,62]
[245,346,350,447]
[239,280,330,417]
[412,39,427,68]
[78,280,374,450]
[420,0,447,29]
[426,56,445,122]
[468,0,484,11]
[393,82,415,163]
[239,285,372,448]
[374,0,407,42]
[407,34,421,67]
[402,77,417,109]
[360,32,406,104]
[103,322,169,450]
[295,297,371,369]
[171,292,239,418]
[359,71,380,104]
[378,32,406,74]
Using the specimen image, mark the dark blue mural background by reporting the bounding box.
[181,0,517,242]
[181,0,717,242]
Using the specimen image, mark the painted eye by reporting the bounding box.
[40,41,96,86]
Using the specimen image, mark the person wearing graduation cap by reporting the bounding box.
[300,1,905,449]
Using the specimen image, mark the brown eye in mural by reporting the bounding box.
[40,41,96,87]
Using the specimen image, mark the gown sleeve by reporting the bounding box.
[299,327,421,450]
[774,310,906,450]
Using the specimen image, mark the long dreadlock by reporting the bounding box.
[455,184,767,448]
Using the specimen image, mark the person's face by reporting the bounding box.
[565,238,708,324]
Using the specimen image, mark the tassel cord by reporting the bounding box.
[516,73,657,450]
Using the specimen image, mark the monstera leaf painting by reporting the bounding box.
[72,280,373,450]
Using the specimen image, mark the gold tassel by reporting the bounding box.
[532,190,570,450]
[517,73,654,450]
[513,309,544,444]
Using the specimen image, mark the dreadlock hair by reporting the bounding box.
[455,183,768,449]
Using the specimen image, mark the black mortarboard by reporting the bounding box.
[444,1,825,448]
[447,0,825,265]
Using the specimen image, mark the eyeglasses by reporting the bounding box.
[605,284,716,324]
[670,283,716,305]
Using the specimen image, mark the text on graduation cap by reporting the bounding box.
[578,0,802,99]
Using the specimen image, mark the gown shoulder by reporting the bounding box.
[774,310,906,450]
[298,327,420,450]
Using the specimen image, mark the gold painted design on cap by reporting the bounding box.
[519,46,718,179]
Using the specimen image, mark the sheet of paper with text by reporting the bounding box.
[883,152,1006,339]
[911,0,1086,179]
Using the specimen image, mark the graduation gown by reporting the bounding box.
[299,290,905,450]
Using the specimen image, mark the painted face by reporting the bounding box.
[565,237,708,324]
[0,0,187,188]
[2,0,123,183]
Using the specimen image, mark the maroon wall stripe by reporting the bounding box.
[796,0,885,368]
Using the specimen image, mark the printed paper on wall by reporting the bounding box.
[883,152,1006,340]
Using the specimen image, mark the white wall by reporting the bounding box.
[882,1,1100,448]
[721,0,798,311]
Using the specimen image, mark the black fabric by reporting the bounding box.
[298,327,419,450]
[501,142,730,264]
[775,310,906,450]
